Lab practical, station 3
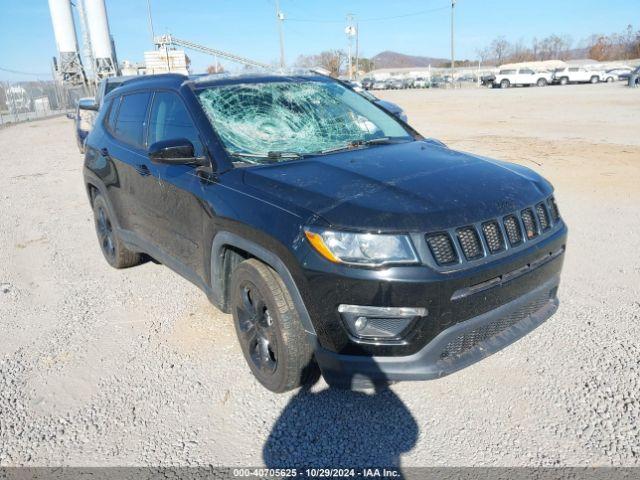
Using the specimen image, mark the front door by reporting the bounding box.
[143,90,211,280]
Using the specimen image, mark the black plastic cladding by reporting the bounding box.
[426,196,560,267]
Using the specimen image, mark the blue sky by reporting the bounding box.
[0,0,637,81]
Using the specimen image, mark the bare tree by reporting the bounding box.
[206,63,224,74]
[476,46,493,64]
[295,50,346,77]
[490,37,511,65]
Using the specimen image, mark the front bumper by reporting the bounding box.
[315,275,559,387]
[298,222,566,357]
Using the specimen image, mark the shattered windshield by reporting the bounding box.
[196,79,412,163]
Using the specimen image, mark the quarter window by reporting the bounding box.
[113,92,151,148]
[105,97,119,133]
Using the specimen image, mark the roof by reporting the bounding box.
[188,70,331,88]
[498,60,566,71]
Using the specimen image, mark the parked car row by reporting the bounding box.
[490,66,635,89]
[362,76,435,90]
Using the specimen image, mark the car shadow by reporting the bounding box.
[262,362,419,470]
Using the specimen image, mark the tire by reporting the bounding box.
[92,194,142,268]
[500,79,510,89]
[559,77,569,86]
[590,76,599,84]
[536,78,548,87]
[606,76,614,83]
[230,259,316,393]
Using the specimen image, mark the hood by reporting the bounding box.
[241,141,552,231]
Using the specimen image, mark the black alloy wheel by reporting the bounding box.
[96,205,116,262]
[236,282,278,375]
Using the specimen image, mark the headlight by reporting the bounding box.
[304,228,419,267]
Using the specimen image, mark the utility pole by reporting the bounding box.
[275,0,285,68]
[451,0,456,87]
[146,0,156,45]
[355,22,359,79]
[345,14,356,80]
[450,0,456,87]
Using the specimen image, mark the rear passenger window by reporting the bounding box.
[148,91,203,154]
[114,92,151,148]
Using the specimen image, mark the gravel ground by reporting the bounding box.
[1,83,639,467]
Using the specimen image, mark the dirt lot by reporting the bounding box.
[1,82,639,467]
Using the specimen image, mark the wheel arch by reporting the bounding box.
[210,231,317,336]
[84,173,122,230]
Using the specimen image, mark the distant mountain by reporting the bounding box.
[371,51,448,69]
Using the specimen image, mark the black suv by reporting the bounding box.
[82,73,567,392]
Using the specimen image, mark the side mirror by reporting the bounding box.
[78,98,99,111]
[148,139,207,166]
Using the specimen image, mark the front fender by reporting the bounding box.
[210,231,317,336]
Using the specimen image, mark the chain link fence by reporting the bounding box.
[0,81,93,127]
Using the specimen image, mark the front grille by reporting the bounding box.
[521,209,538,239]
[424,196,561,267]
[503,215,523,246]
[439,291,553,360]
[547,197,560,221]
[482,221,505,253]
[536,203,550,231]
[426,233,458,266]
[457,227,483,260]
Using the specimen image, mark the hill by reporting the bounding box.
[371,51,448,69]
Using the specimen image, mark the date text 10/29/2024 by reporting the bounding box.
[232,468,401,478]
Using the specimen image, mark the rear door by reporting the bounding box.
[568,67,581,82]
[103,91,155,238]
[518,68,535,85]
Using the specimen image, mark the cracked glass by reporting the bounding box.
[196,79,411,163]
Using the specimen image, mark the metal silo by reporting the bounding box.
[48,0,87,85]
[84,0,119,79]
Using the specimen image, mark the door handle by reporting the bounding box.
[135,164,151,176]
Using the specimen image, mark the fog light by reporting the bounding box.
[354,316,368,332]
[338,305,427,340]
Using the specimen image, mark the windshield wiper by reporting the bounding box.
[319,137,407,155]
[229,151,304,162]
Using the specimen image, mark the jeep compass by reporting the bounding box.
[82,73,567,392]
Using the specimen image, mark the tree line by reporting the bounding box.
[207,25,640,76]
[478,25,640,65]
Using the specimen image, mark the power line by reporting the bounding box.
[0,66,51,77]
[286,5,450,24]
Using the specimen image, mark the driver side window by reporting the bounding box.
[148,91,203,156]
